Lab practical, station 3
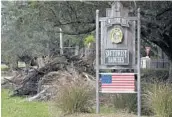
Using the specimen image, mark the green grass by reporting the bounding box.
[144,83,172,117]
[2,89,150,117]
[1,89,49,117]
[1,64,9,71]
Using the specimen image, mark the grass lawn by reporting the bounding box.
[1,89,149,117]
[1,64,9,71]
[1,89,49,117]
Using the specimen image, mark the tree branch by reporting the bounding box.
[48,25,95,35]
[54,20,95,27]
[156,7,172,18]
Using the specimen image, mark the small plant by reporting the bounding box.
[53,79,94,115]
[144,83,172,117]
[84,35,95,48]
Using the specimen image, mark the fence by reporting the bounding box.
[58,47,95,58]
[56,46,79,56]
[141,57,169,69]
[150,59,169,69]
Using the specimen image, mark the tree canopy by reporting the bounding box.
[1,1,172,78]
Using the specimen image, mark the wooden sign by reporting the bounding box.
[105,49,129,65]
[95,1,141,116]
[99,2,136,69]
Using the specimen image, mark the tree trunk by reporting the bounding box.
[169,60,172,82]
[37,57,45,68]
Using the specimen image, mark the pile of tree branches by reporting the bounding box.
[2,54,96,101]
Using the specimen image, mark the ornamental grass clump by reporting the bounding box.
[113,94,137,113]
[54,79,94,115]
[144,83,172,117]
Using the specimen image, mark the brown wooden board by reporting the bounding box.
[99,2,136,69]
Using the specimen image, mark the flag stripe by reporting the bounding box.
[102,87,135,90]
[112,77,134,80]
[112,76,135,77]
[102,83,135,85]
[100,73,135,75]
[102,84,135,87]
[102,86,135,88]
[100,91,136,93]
[111,81,134,82]
[112,80,134,82]
[102,88,135,91]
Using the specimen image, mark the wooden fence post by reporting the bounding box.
[75,45,79,55]
[60,28,63,55]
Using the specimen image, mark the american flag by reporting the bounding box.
[100,73,136,93]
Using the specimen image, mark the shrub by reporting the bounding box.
[141,69,168,82]
[144,83,172,117]
[53,80,94,115]
[113,94,137,113]
[111,84,154,116]
[84,35,95,47]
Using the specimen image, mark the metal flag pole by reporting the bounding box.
[96,9,100,114]
[137,8,141,117]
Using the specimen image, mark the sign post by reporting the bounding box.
[96,9,100,114]
[95,1,141,116]
[137,8,141,117]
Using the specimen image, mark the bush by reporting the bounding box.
[53,80,94,114]
[84,35,95,47]
[144,83,172,117]
[141,69,169,82]
[113,94,137,113]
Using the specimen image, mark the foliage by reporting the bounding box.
[143,83,172,117]
[1,1,60,67]
[1,89,48,117]
[138,1,172,79]
[1,1,172,78]
[113,94,137,113]
[53,80,94,114]
[2,89,148,117]
[84,35,95,47]
[141,69,169,82]
[138,1,172,60]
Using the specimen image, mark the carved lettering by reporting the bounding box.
[105,49,129,65]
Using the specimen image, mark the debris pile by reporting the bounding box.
[2,55,96,101]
